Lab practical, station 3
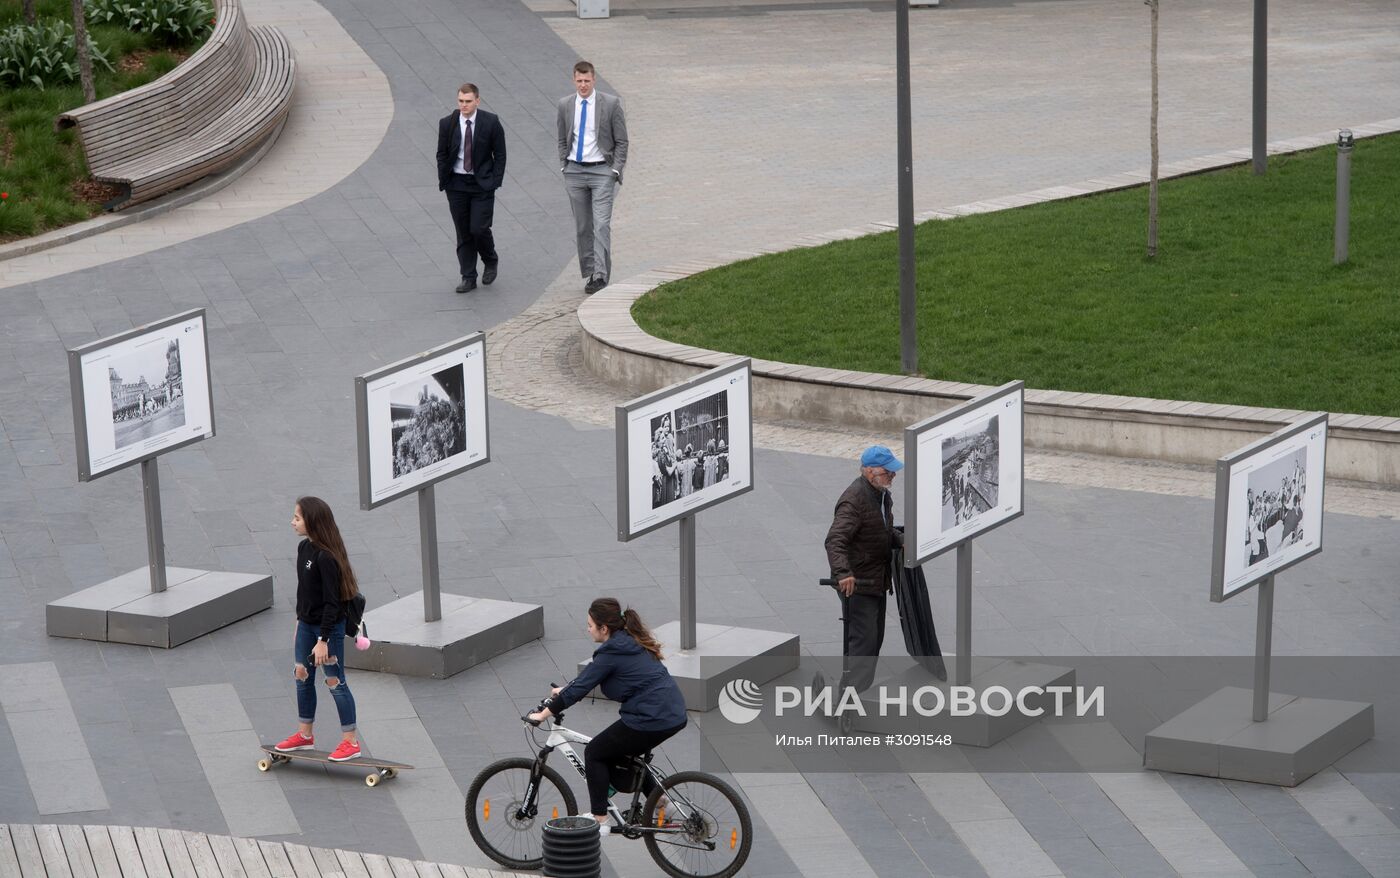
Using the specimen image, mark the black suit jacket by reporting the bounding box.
[437,109,507,191]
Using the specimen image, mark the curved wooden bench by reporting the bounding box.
[55,0,295,210]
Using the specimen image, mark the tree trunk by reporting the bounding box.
[1147,0,1160,259]
[71,0,97,104]
[22,0,38,25]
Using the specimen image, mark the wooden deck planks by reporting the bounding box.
[33,824,75,878]
[108,825,150,878]
[81,826,121,878]
[257,840,297,878]
[134,826,175,878]
[282,842,321,878]
[333,849,372,878]
[307,846,344,878]
[3,827,535,878]
[9,824,46,878]
[181,831,223,878]
[232,837,274,878]
[0,827,23,878]
[57,824,98,878]
[360,852,395,878]
[156,828,199,878]
[207,833,250,878]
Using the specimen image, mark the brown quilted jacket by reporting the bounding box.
[824,475,900,595]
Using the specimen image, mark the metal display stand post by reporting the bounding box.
[1252,575,1274,722]
[679,514,698,650]
[141,458,168,594]
[955,540,972,687]
[419,485,442,623]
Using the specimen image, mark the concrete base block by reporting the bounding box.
[47,567,273,648]
[1144,686,1374,786]
[344,592,543,679]
[580,621,800,712]
[847,656,1076,747]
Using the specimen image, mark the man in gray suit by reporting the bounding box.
[557,60,628,295]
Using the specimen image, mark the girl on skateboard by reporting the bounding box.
[275,496,362,761]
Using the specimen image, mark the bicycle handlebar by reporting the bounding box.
[521,681,568,726]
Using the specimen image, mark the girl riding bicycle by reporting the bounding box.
[528,598,687,828]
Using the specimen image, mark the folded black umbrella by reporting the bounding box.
[892,543,946,678]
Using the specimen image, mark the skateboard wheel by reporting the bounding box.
[384,769,397,780]
[366,773,379,787]
[257,759,271,772]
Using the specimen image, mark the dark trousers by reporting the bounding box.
[839,591,887,694]
[584,718,686,816]
[444,176,497,279]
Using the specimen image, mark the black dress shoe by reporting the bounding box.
[455,277,476,294]
[482,262,498,285]
[584,276,607,295]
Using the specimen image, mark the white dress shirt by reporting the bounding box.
[454,110,477,175]
[572,95,605,163]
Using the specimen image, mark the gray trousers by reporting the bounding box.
[563,163,617,281]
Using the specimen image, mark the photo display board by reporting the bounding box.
[617,359,753,541]
[1211,413,1327,602]
[69,309,214,481]
[356,333,489,510]
[905,381,1024,565]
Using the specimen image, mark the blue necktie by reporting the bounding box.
[576,99,587,162]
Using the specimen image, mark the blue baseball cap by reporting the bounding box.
[860,445,903,472]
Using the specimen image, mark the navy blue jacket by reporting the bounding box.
[555,631,687,731]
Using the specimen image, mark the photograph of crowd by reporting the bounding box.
[390,364,467,478]
[941,415,1000,530]
[1244,447,1307,568]
[109,339,185,451]
[649,390,730,510]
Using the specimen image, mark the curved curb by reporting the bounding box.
[0,116,287,264]
[579,119,1400,487]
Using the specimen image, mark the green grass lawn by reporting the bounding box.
[0,0,198,238]
[633,134,1400,417]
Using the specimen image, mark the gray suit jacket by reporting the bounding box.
[557,91,629,183]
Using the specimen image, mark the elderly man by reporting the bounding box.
[824,445,904,697]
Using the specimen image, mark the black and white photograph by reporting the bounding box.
[940,415,999,530]
[620,359,753,540]
[1244,447,1307,568]
[1212,413,1327,601]
[649,391,730,510]
[389,364,467,478]
[108,339,186,451]
[357,333,490,510]
[906,382,1024,565]
[71,310,214,481]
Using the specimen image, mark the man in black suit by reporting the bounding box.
[437,84,507,293]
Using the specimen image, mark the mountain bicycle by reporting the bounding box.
[465,688,753,878]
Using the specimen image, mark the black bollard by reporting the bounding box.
[542,815,602,878]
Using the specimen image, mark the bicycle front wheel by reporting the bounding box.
[643,771,753,878]
[466,757,579,870]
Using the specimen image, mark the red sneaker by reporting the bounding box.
[274,732,314,752]
[328,739,361,762]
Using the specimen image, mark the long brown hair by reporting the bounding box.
[589,598,663,661]
[296,496,359,601]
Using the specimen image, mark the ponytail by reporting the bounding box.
[589,597,665,661]
[622,607,665,661]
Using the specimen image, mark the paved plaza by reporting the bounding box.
[1,0,1399,876]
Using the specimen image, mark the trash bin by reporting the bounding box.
[542,815,602,878]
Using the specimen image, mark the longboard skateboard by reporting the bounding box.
[257,744,413,787]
